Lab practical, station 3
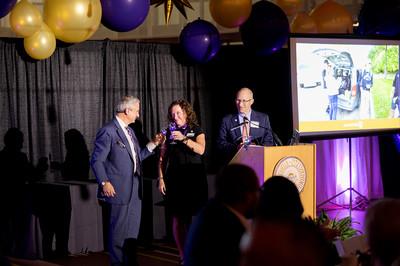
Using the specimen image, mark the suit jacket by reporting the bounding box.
[217,110,274,161]
[90,118,153,205]
[184,199,246,266]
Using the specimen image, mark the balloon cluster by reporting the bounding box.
[4,0,103,60]
[3,0,154,60]
[4,0,390,63]
[9,0,55,60]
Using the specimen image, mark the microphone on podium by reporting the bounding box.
[243,116,283,146]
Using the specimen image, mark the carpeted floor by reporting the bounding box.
[8,242,180,266]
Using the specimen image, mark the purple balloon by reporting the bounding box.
[240,1,289,56]
[0,0,16,19]
[101,0,150,32]
[180,19,221,63]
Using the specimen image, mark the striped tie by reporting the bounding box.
[242,117,250,144]
[126,127,140,175]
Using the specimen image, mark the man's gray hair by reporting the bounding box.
[115,95,140,113]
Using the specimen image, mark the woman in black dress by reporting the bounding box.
[157,99,208,264]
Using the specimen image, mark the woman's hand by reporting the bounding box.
[158,178,166,195]
[171,130,186,141]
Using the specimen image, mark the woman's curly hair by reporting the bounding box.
[168,99,199,128]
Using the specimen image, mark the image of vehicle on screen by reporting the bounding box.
[313,48,360,111]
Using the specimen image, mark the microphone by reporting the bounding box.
[243,117,283,146]
[230,121,247,131]
[287,129,300,146]
[272,131,283,146]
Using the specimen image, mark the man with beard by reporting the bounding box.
[184,164,260,266]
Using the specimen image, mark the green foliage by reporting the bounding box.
[372,75,395,118]
[315,210,361,241]
[369,45,399,74]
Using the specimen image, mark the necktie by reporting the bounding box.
[242,117,250,144]
[126,127,140,175]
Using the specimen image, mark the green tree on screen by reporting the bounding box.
[369,45,399,74]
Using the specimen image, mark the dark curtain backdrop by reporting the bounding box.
[0,39,397,201]
[0,39,210,171]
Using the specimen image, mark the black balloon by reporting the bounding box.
[357,0,400,37]
[240,0,289,56]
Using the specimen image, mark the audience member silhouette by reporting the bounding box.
[0,128,33,186]
[240,176,332,266]
[256,175,304,221]
[240,218,331,266]
[0,255,11,266]
[184,163,260,266]
[365,198,400,266]
[34,129,88,259]
[0,128,34,257]
[61,129,90,181]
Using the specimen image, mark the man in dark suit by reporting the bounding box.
[91,96,163,266]
[184,163,260,266]
[217,87,274,163]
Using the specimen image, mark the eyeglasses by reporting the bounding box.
[236,99,253,104]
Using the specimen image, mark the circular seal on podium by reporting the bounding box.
[273,156,307,192]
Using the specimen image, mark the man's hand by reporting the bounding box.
[153,133,166,146]
[102,182,116,197]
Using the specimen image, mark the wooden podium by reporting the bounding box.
[230,144,316,218]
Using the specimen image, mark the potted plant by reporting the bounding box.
[314,210,361,241]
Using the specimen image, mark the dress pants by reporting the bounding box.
[109,175,141,266]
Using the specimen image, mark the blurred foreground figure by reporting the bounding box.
[184,163,260,266]
[365,198,400,266]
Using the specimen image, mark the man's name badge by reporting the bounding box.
[250,121,259,128]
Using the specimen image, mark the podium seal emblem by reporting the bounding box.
[273,156,306,192]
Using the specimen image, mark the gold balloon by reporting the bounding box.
[309,0,353,33]
[24,23,56,60]
[276,0,303,17]
[44,0,102,43]
[9,0,42,37]
[210,0,252,28]
[291,12,318,33]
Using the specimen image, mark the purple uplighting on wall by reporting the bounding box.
[315,136,384,208]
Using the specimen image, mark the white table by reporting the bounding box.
[24,181,103,258]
